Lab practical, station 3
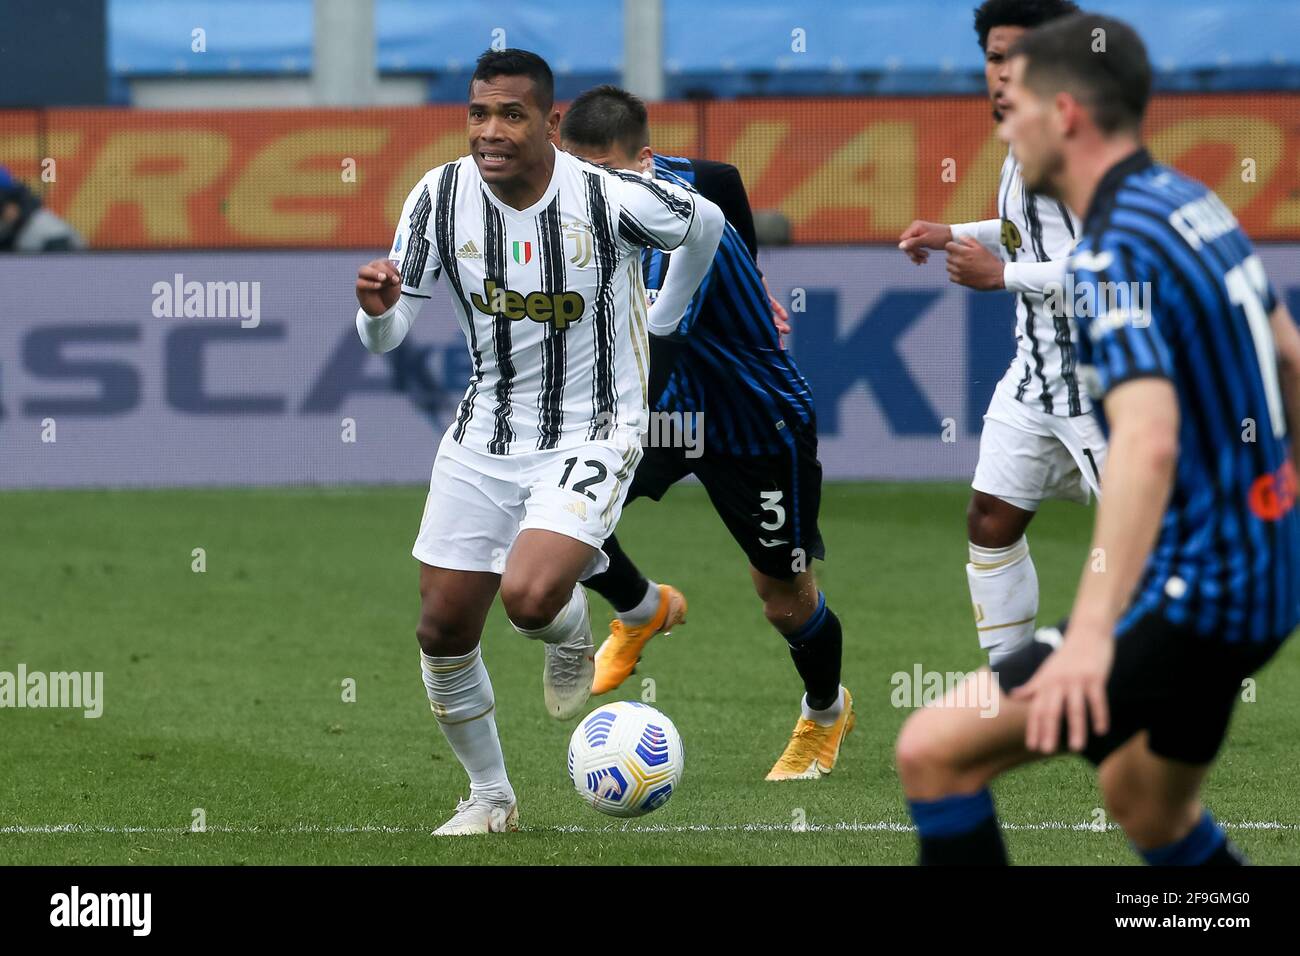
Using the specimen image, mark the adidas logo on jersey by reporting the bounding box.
[456,240,482,259]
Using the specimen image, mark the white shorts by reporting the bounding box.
[971,386,1107,510]
[412,427,643,579]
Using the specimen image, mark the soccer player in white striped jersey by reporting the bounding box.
[354,49,724,836]
[897,0,1105,667]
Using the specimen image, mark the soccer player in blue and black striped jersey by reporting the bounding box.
[560,85,855,781]
[895,13,1300,865]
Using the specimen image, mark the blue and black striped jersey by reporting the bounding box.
[644,154,815,456]
[1071,148,1300,644]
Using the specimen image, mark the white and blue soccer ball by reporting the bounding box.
[567,701,684,817]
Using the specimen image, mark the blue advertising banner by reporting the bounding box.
[2,247,1297,487]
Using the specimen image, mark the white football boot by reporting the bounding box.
[542,589,595,720]
[432,795,519,837]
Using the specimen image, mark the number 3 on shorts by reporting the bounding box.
[760,490,786,531]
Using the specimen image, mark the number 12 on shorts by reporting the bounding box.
[559,457,609,501]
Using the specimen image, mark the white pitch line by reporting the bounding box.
[1,821,1296,836]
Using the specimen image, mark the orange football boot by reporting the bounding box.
[591,585,687,694]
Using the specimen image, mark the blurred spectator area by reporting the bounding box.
[109,0,1300,107]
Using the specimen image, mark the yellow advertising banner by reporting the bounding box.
[2,95,1297,248]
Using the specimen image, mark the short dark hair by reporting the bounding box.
[559,85,650,157]
[1010,13,1152,133]
[469,48,554,111]
[973,0,1080,49]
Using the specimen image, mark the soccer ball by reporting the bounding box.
[567,701,684,817]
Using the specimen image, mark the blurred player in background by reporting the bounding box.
[355,51,723,834]
[0,166,85,252]
[896,14,1300,865]
[561,86,854,782]
[898,0,1101,668]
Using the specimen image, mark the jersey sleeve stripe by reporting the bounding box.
[613,169,694,221]
[618,207,682,251]
[400,184,433,290]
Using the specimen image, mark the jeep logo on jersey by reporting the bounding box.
[512,241,532,265]
[1000,219,1022,256]
[470,280,586,329]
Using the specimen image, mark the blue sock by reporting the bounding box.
[1140,811,1233,866]
[781,592,841,710]
[907,789,1007,865]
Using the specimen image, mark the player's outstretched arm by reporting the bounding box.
[897,220,953,264]
[1012,379,1179,753]
[1269,302,1300,471]
[1002,258,1068,296]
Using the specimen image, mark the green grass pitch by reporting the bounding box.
[2,482,1297,865]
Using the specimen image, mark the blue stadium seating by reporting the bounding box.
[108,0,1300,95]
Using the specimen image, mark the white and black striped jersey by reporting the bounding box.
[954,147,1088,417]
[358,145,721,454]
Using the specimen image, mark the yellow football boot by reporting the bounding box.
[591,585,687,694]
[764,688,855,781]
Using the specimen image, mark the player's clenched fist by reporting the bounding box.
[944,236,1006,290]
[897,220,953,265]
[356,259,402,317]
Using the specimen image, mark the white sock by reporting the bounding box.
[967,537,1038,666]
[420,647,514,805]
[618,580,660,628]
[801,686,845,727]
[512,584,590,645]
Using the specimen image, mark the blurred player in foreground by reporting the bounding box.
[898,0,1102,669]
[355,50,723,834]
[895,14,1300,865]
[560,86,854,781]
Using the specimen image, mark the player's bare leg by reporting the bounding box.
[895,671,1042,863]
[416,563,519,836]
[966,490,1039,666]
[500,529,600,719]
[758,568,854,781]
[1098,733,1246,864]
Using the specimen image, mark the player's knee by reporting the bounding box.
[499,575,567,631]
[1099,762,1193,847]
[1100,775,1138,833]
[895,713,955,797]
[415,608,474,657]
[1099,761,1162,843]
[754,574,817,634]
[762,592,801,632]
[966,495,1001,545]
[896,709,997,799]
